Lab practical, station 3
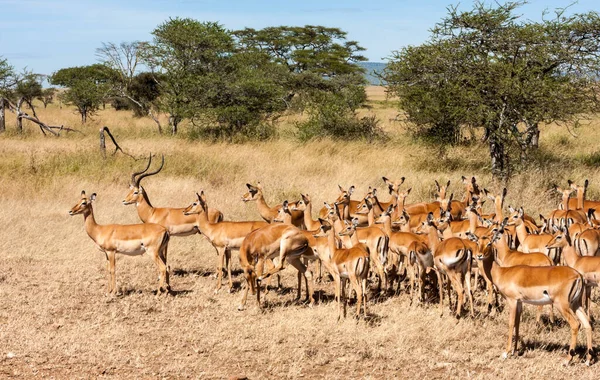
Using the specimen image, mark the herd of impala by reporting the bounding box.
[68,155,600,365]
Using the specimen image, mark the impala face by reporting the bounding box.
[273,200,292,223]
[242,183,261,202]
[122,185,142,205]
[69,191,95,216]
[183,192,206,216]
[334,185,354,206]
[392,210,409,226]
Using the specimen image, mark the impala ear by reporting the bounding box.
[338,184,344,192]
[90,193,97,202]
[427,212,434,224]
[501,217,508,228]
[382,176,389,184]
[256,182,263,190]
[348,186,355,195]
[372,188,377,197]
[585,179,589,189]
[508,205,515,213]
[434,180,440,192]
[518,207,524,217]
[502,188,507,199]
[471,176,476,184]
[406,187,412,195]
[446,180,451,188]
[282,200,288,210]
[81,190,86,197]
[324,202,331,210]
[568,179,574,187]
[352,218,359,227]
[448,193,453,203]
[461,176,467,183]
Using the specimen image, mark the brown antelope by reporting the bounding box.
[566,179,600,218]
[324,202,388,294]
[183,191,268,293]
[123,155,223,232]
[313,218,370,319]
[482,188,507,222]
[491,219,554,323]
[69,191,170,294]
[446,205,487,238]
[290,194,321,231]
[238,223,314,311]
[476,231,592,365]
[510,207,559,263]
[407,240,434,305]
[375,204,428,292]
[418,213,475,318]
[318,185,368,226]
[547,227,600,319]
[409,176,480,220]
[549,185,586,230]
[241,182,304,228]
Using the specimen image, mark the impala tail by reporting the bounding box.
[568,275,584,310]
[443,248,470,269]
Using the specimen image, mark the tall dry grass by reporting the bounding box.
[1,86,600,378]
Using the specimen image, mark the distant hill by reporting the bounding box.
[357,62,387,85]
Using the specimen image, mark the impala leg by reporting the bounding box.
[288,256,313,306]
[575,307,594,365]
[362,277,368,318]
[107,250,116,294]
[214,247,225,293]
[503,299,518,359]
[225,247,233,293]
[513,301,523,355]
[465,269,474,318]
[557,303,581,365]
[238,266,254,311]
[150,247,169,294]
[435,269,444,316]
[334,276,342,321]
[450,273,464,318]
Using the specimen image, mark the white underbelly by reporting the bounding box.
[115,241,146,256]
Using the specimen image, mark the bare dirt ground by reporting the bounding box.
[1,88,600,378]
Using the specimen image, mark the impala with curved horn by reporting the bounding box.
[123,154,224,235]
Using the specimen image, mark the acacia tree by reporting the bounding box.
[37,88,57,108]
[96,41,164,133]
[382,1,600,179]
[50,64,116,123]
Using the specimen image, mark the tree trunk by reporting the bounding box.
[489,135,507,180]
[81,112,87,124]
[16,115,23,133]
[0,98,5,133]
[169,114,179,135]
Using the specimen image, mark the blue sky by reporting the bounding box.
[1,0,598,75]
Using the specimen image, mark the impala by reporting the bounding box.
[418,213,474,318]
[547,227,600,319]
[318,185,368,226]
[549,185,586,230]
[290,193,321,231]
[183,191,268,293]
[69,191,170,294]
[241,182,304,228]
[324,202,388,294]
[476,230,592,365]
[509,207,559,263]
[482,188,507,222]
[237,223,313,311]
[566,179,600,218]
[313,218,370,319]
[123,154,224,234]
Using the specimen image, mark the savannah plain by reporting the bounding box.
[2,86,600,379]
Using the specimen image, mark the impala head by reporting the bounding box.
[462,175,481,197]
[434,180,451,201]
[506,206,524,226]
[355,196,374,215]
[322,201,339,222]
[554,184,575,203]
[338,218,359,237]
[313,218,333,238]
[241,182,263,202]
[291,194,311,212]
[416,212,436,234]
[392,209,410,226]
[123,154,165,205]
[546,226,572,249]
[374,204,394,224]
[440,193,453,213]
[273,200,293,223]
[183,191,208,215]
[69,190,96,216]
[587,208,599,227]
[470,195,485,211]
[395,187,411,207]
[483,187,507,209]
[334,185,355,206]
[466,231,493,256]
[382,176,405,195]
[568,179,588,197]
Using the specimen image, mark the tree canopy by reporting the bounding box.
[381,1,600,178]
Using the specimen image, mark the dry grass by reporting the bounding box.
[1,87,600,378]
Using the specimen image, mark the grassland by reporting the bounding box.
[1,87,600,379]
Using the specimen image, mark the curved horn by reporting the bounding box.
[136,154,164,186]
[131,153,152,185]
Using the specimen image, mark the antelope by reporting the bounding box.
[481,188,507,222]
[566,179,600,219]
[324,202,388,294]
[313,218,370,320]
[509,207,559,263]
[69,191,170,294]
[548,185,586,230]
[547,227,600,319]
[476,231,593,365]
[406,176,480,220]
[490,219,554,322]
[123,154,224,234]
[318,185,368,226]
[375,204,428,293]
[418,213,475,318]
[407,240,434,305]
[241,182,304,228]
[353,177,406,219]
[237,223,314,311]
[183,191,268,293]
[290,193,321,231]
